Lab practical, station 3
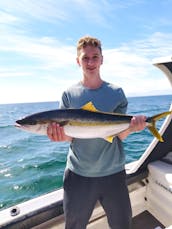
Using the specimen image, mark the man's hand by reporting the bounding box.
[129,115,147,133]
[119,115,146,140]
[47,123,72,142]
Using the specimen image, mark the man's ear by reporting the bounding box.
[76,57,81,66]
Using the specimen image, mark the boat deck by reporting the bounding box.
[33,209,165,229]
[132,211,165,229]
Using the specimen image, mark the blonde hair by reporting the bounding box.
[77,36,102,56]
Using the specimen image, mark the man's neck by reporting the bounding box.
[81,76,103,89]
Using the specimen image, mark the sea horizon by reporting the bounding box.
[0,93,171,106]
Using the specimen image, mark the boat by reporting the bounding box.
[0,56,172,229]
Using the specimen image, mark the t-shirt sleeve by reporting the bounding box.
[114,88,128,114]
[59,91,70,109]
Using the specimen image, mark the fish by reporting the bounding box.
[15,102,172,143]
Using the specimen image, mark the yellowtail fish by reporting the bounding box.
[15,102,172,143]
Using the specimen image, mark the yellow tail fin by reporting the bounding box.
[147,111,172,142]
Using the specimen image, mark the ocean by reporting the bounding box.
[0,95,171,210]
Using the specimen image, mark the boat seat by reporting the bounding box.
[146,155,172,227]
[148,160,172,191]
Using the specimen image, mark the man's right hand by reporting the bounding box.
[47,123,72,142]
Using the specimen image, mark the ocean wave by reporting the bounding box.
[0,124,14,129]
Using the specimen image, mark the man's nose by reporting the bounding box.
[87,58,94,65]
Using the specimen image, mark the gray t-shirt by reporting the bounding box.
[60,81,128,177]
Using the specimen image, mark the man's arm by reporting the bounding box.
[118,115,146,140]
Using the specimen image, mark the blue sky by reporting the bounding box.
[0,0,172,104]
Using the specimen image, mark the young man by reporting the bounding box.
[47,36,146,229]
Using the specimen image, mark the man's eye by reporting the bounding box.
[83,56,88,61]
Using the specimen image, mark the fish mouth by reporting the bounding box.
[15,121,27,128]
[15,122,22,128]
[15,123,31,131]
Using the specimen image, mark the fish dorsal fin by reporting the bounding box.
[81,102,98,112]
[105,136,114,143]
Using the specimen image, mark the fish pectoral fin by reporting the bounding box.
[104,135,115,143]
[81,102,98,112]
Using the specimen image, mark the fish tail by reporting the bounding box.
[147,111,172,142]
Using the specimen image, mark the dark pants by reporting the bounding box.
[63,169,132,229]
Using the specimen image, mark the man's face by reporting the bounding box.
[77,45,103,76]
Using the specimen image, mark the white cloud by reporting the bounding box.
[0,69,32,78]
[0,11,19,24]
[0,0,145,28]
[122,32,172,58]
[0,1,69,23]
[101,33,172,97]
[0,31,76,70]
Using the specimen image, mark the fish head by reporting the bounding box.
[15,117,48,135]
[16,117,37,126]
